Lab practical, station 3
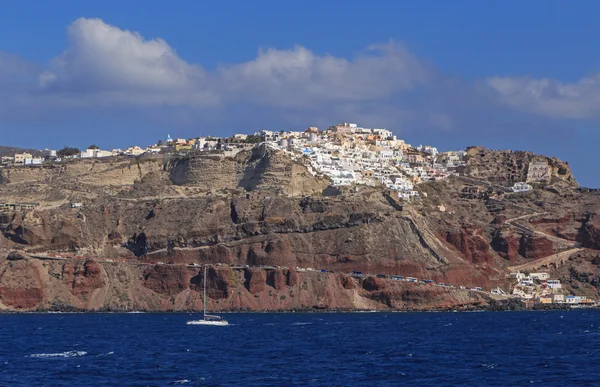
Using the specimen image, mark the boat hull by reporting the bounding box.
[186,320,229,326]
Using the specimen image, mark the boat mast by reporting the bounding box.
[203,266,207,318]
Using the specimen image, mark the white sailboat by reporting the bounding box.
[187,266,229,326]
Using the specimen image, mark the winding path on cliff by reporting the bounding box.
[530,229,577,248]
[485,192,586,275]
[503,210,582,272]
[457,176,578,258]
[507,248,584,272]
[505,211,577,248]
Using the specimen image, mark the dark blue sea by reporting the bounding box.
[0,311,599,386]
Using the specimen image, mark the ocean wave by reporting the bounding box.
[481,363,499,369]
[169,378,204,385]
[27,351,87,358]
[170,379,191,385]
[291,322,312,326]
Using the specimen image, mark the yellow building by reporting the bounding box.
[14,153,32,164]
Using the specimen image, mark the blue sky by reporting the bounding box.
[1,0,599,186]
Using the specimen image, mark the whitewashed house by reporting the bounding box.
[512,182,533,192]
[24,157,43,165]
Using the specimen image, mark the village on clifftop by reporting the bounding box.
[2,122,546,201]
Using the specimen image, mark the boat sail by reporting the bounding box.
[187,266,229,326]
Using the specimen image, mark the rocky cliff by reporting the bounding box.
[0,254,489,312]
[464,146,577,187]
[0,145,598,311]
[168,145,328,196]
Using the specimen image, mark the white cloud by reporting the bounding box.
[0,18,499,138]
[487,75,600,119]
[29,18,429,112]
[216,42,427,108]
[40,18,217,106]
[55,18,204,90]
[1,16,596,139]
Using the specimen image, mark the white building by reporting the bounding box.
[80,149,95,158]
[124,146,145,156]
[546,279,562,289]
[80,148,112,158]
[42,149,57,158]
[372,128,393,139]
[512,288,534,299]
[379,150,394,159]
[416,145,438,157]
[24,157,43,165]
[512,182,533,192]
[193,138,207,151]
[519,276,534,287]
[258,130,278,142]
[530,273,550,281]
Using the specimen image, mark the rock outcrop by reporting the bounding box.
[168,145,329,196]
[0,253,44,309]
[446,227,494,264]
[0,256,490,312]
[464,146,577,187]
[580,215,600,250]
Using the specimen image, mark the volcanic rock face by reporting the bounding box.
[62,260,106,297]
[143,264,190,296]
[267,269,287,291]
[342,275,355,290]
[286,269,299,287]
[0,256,490,311]
[580,215,600,250]
[244,269,267,294]
[0,254,44,309]
[446,227,493,265]
[491,231,520,263]
[0,145,599,310]
[517,235,555,260]
[362,277,388,292]
[2,193,455,278]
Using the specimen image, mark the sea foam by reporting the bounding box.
[27,351,87,358]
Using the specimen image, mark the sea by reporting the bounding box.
[0,310,599,386]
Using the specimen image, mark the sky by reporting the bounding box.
[1,0,600,186]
